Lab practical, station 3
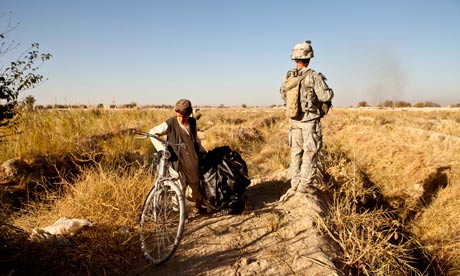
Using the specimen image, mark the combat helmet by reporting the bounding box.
[290,40,314,60]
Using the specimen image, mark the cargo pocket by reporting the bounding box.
[312,120,323,151]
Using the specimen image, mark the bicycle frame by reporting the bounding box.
[138,131,184,220]
[135,129,187,264]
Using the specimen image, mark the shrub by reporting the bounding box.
[395,101,411,108]
[414,101,441,108]
[378,100,394,108]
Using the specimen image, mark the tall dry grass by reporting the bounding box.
[318,143,434,275]
[0,108,171,162]
[7,164,152,275]
[2,107,459,275]
[2,107,291,275]
[1,109,167,275]
[411,167,460,276]
[322,108,460,275]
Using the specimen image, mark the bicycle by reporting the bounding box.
[133,130,186,265]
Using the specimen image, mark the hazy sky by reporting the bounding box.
[1,0,459,107]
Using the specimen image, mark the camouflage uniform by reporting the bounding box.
[280,42,333,193]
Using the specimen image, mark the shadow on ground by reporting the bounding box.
[130,178,292,276]
[244,179,291,210]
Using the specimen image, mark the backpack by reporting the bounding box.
[284,74,308,118]
[320,101,333,116]
[284,70,333,118]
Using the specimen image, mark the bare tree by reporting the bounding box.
[0,11,52,130]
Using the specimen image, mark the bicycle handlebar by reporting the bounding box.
[132,130,187,148]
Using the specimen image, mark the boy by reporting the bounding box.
[149,99,207,214]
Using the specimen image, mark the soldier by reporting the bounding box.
[280,40,334,194]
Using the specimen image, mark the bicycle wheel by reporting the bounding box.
[140,180,185,264]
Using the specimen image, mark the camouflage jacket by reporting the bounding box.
[280,67,334,122]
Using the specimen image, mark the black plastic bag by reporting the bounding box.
[200,146,251,212]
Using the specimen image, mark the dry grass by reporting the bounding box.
[4,164,152,275]
[197,108,289,177]
[262,212,285,233]
[411,168,460,275]
[0,108,171,162]
[1,107,459,275]
[318,143,432,275]
[321,108,460,275]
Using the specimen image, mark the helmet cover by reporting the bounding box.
[290,40,314,60]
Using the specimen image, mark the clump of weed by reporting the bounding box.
[374,115,394,126]
[318,144,436,276]
[6,164,152,275]
[263,212,284,233]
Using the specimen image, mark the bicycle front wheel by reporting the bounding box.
[140,180,185,264]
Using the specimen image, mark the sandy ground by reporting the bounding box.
[129,171,340,276]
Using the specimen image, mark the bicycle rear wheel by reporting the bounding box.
[140,180,185,264]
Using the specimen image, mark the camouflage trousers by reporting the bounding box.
[289,119,322,191]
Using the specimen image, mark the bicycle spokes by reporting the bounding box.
[140,182,185,264]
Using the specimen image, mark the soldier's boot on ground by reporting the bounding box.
[279,180,299,202]
[296,185,308,193]
[291,178,301,191]
[297,184,319,195]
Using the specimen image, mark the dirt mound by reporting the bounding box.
[130,171,339,276]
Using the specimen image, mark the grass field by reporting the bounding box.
[1,107,459,275]
[323,107,460,275]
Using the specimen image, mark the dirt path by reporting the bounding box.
[129,171,340,276]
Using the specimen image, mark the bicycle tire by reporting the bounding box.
[140,179,185,264]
